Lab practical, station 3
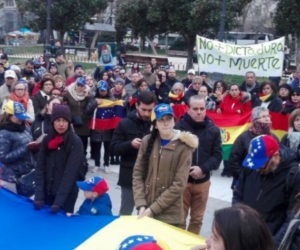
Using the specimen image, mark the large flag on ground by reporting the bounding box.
[0,188,204,249]
[89,99,126,131]
[206,111,289,160]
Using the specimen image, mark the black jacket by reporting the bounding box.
[184,89,198,104]
[232,145,300,245]
[181,78,192,89]
[32,91,48,115]
[165,77,180,89]
[240,82,260,108]
[258,96,283,113]
[31,113,52,141]
[229,130,278,188]
[35,130,84,207]
[110,111,151,187]
[281,134,300,162]
[149,83,170,104]
[175,114,222,184]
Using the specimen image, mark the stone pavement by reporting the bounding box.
[75,156,232,239]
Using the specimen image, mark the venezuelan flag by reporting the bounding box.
[206,111,289,160]
[89,99,126,131]
[0,188,205,249]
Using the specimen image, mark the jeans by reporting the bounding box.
[119,186,135,215]
[179,181,211,234]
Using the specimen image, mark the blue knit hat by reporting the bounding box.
[104,65,113,71]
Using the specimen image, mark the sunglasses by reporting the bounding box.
[292,93,300,97]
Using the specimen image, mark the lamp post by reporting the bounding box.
[218,0,227,42]
[44,0,52,63]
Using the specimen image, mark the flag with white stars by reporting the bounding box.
[116,235,163,250]
[89,99,126,130]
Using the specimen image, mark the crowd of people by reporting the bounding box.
[1,50,300,249]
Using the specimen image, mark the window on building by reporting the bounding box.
[6,0,14,7]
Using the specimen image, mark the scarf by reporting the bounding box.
[0,122,26,132]
[47,134,64,149]
[10,92,28,111]
[112,88,123,96]
[248,120,271,135]
[259,92,275,102]
[287,128,300,153]
[168,91,184,101]
[68,82,86,101]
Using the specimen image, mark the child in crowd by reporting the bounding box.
[53,75,66,94]
[76,176,112,216]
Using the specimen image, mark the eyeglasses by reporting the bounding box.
[15,88,25,91]
[255,115,271,120]
[173,89,182,91]
[44,83,53,86]
[292,94,300,97]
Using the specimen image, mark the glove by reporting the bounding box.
[27,142,41,152]
[33,200,44,210]
[50,204,60,214]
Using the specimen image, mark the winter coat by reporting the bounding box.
[218,92,251,114]
[181,78,192,89]
[35,130,84,207]
[65,75,76,87]
[258,94,283,113]
[282,100,300,115]
[133,130,198,224]
[149,83,170,104]
[175,114,222,184]
[0,123,35,182]
[229,130,278,189]
[239,82,260,108]
[63,91,90,136]
[32,91,48,115]
[21,69,36,96]
[281,133,300,163]
[55,61,68,81]
[184,89,198,104]
[31,113,52,141]
[110,111,151,187]
[86,94,114,142]
[143,72,156,85]
[165,77,180,89]
[77,193,112,216]
[232,145,300,246]
[124,83,137,97]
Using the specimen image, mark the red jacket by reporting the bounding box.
[218,92,251,114]
[65,75,76,87]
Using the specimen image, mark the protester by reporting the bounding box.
[53,75,66,94]
[76,176,112,216]
[199,71,212,93]
[239,71,260,108]
[0,62,5,86]
[0,70,17,109]
[175,95,222,234]
[165,68,180,88]
[258,80,282,112]
[0,53,9,69]
[185,76,202,104]
[55,51,68,81]
[32,78,54,115]
[48,62,59,77]
[34,104,85,214]
[111,92,156,215]
[129,78,149,111]
[20,60,36,95]
[142,63,156,85]
[65,64,84,87]
[1,79,35,123]
[149,71,169,104]
[281,86,300,115]
[133,103,198,225]
[33,58,47,82]
[150,58,159,73]
[216,84,251,114]
[63,77,90,155]
[110,78,128,104]
[131,63,140,74]
[191,204,275,250]
[232,134,300,247]
[281,108,300,163]
[228,107,273,185]
[66,59,74,78]
[86,80,113,174]
[31,73,54,96]
[277,83,291,105]
[181,69,195,89]
[50,88,63,97]
[198,85,216,111]
[210,80,228,108]
[0,101,35,194]
[124,72,139,97]
[167,82,185,106]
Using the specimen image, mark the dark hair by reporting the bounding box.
[229,83,239,90]
[41,96,63,114]
[213,80,228,93]
[214,204,275,250]
[0,112,12,125]
[131,63,140,72]
[50,87,63,96]
[142,126,158,180]
[48,62,58,71]
[289,86,300,102]
[137,91,156,105]
[289,109,300,128]
[40,77,55,90]
[136,78,148,88]
[25,59,34,66]
[259,80,277,93]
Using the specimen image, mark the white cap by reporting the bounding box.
[10,65,21,73]
[5,70,17,79]
[188,69,195,75]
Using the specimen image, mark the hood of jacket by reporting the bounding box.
[274,145,297,174]
[172,130,198,149]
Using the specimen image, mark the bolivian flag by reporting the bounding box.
[89,99,126,130]
[0,188,204,249]
[206,111,289,160]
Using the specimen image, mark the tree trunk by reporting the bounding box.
[90,31,99,49]
[296,34,300,73]
[185,34,196,70]
[145,36,157,55]
[59,31,65,56]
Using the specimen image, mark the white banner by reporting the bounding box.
[196,36,285,77]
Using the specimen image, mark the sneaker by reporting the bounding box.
[104,166,110,174]
[90,166,99,173]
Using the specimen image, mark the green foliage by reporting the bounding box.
[17,0,109,34]
[273,0,300,35]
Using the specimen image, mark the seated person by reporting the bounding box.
[76,176,112,216]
